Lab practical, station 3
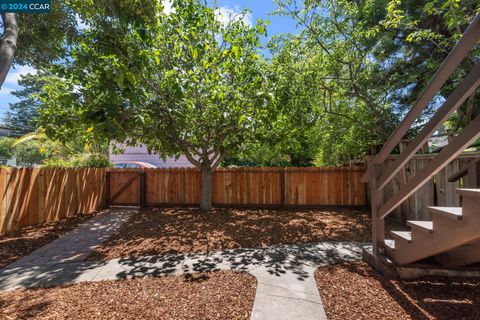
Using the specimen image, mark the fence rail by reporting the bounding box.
[0,168,106,234]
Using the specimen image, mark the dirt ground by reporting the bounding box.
[0,271,256,320]
[315,262,480,320]
[88,207,383,260]
[0,212,99,269]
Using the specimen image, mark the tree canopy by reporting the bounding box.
[36,0,269,209]
[2,0,479,208]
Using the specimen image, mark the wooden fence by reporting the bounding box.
[365,152,480,221]
[0,166,366,234]
[0,168,106,234]
[108,167,366,207]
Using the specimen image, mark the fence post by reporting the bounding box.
[280,168,286,206]
[371,163,385,256]
[140,171,147,207]
[105,171,111,207]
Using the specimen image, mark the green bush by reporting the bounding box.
[41,158,74,168]
[0,137,15,162]
[15,140,45,167]
[71,153,112,168]
[41,153,112,168]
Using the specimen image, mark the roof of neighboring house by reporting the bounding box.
[110,145,194,168]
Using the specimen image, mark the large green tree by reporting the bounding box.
[38,0,269,210]
[270,0,479,164]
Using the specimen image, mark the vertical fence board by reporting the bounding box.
[0,168,106,235]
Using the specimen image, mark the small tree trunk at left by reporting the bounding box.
[0,13,18,91]
[200,165,213,211]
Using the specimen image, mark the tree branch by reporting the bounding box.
[0,13,18,91]
[212,151,225,170]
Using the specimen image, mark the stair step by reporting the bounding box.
[457,188,480,198]
[407,220,433,233]
[384,239,395,250]
[391,231,412,242]
[428,206,462,220]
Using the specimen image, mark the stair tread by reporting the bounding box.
[384,239,395,250]
[457,188,480,198]
[391,231,412,242]
[407,220,433,231]
[428,206,463,219]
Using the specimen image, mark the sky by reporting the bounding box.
[0,0,299,122]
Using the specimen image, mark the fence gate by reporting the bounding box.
[107,171,146,206]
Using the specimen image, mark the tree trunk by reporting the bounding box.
[0,13,18,91]
[200,165,213,211]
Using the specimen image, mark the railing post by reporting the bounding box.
[370,163,385,256]
[464,161,480,188]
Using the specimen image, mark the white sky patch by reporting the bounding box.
[0,65,37,115]
[215,6,252,27]
[75,14,88,31]
[0,86,14,97]
[3,65,37,89]
[162,0,173,15]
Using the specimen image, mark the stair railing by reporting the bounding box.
[363,14,480,255]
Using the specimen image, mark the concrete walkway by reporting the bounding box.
[0,209,369,320]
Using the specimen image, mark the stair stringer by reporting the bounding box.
[385,195,480,266]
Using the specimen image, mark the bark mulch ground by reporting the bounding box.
[315,262,480,320]
[88,207,382,260]
[0,212,99,269]
[0,271,256,320]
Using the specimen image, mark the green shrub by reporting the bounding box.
[14,140,45,167]
[41,153,112,168]
[70,153,113,168]
[0,137,15,162]
[41,158,74,168]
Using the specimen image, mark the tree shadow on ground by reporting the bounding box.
[334,262,480,320]
[0,213,98,269]
[111,242,367,282]
[89,207,372,261]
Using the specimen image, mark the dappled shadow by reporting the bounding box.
[0,212,100,269]
[317,262,480,320]
[0,270,256,320]
[0,290,51,319]
[0,258,108,291]
[0,242,366,293]
[110,242,367,282]
[387,274,480,319]
[89,207,371,261]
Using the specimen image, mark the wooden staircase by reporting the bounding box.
[364,14,480,269]
[385,189,480,266]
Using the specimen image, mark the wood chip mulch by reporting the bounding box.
[0,212,99,269]
[315,262,480,320]
[0,271,256,320]
[88,207,382,260]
